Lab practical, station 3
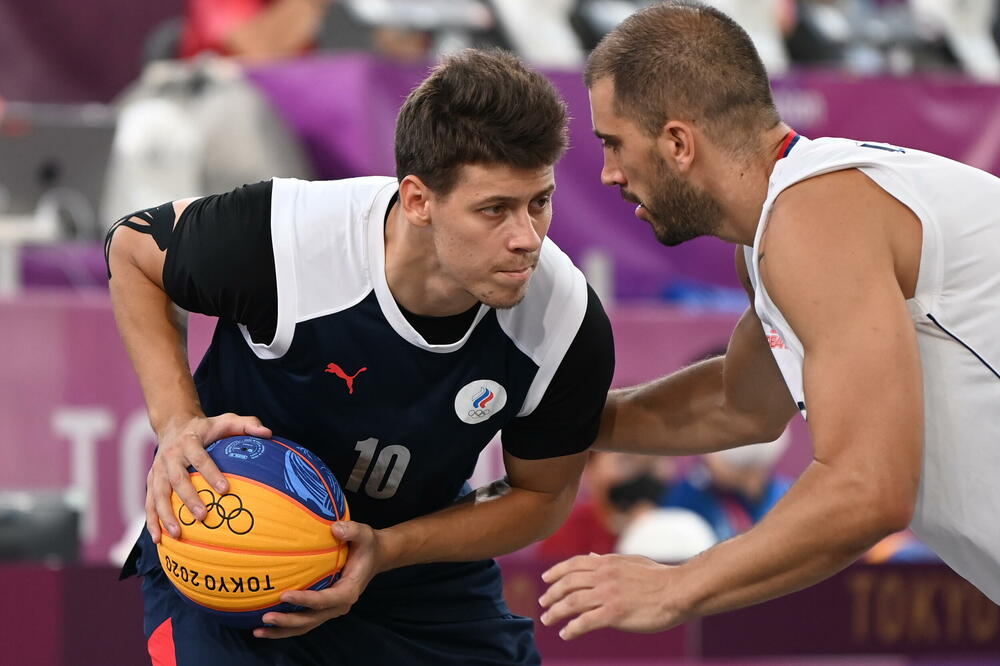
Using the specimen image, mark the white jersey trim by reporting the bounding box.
[499,240,588,417]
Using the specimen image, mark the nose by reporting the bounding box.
[508,208,543,254]
[601,154,625,188]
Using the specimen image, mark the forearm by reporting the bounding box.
[224,0,326,59]
[598,358,767,456]
[108,239,202,433]
[378,481,578,570]
[675,461,898,620]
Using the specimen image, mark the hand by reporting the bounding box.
[254,521,384,639]
[538,553,688,640]
[147,413,271,542]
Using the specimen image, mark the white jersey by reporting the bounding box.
[744,136,1000,603]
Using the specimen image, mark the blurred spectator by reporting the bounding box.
[615,507,716,562]
[153,0,434,64]
[537,451,674,559]
[180,0,333,61]
[661,431,792,542]
[101,58,314,227]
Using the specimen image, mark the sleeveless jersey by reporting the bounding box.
[744,136,1000,603]
[193,176,591,530]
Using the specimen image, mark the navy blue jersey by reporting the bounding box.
[169,176,614,531]
[116,176,614,656]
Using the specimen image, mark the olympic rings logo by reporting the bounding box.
[467,408,492,418]
[178,489,255,535]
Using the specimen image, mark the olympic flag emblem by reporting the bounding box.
[454,379,508,425]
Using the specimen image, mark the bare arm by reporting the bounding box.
[541,169,924,637]
[223,0,329,60]
[257,449,587,639]
[107,203,271,542]
[379,450,588,566]
[597,249,797,455]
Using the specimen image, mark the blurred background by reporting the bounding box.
[2,1,999,664]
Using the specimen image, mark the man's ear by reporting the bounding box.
[399,175,433,227]
[658,120,696,173]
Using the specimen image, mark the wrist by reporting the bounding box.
[151,410,202,439]
[670,557,712,622]
[372,525,410,572]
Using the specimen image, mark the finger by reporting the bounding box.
[150,463,185,538]
[145,488,161,543]
[332,520,367,543]
[260,609,317,629]
[560,607,609,641]
[253,613,316,640]
[540,589,601,627]
[541,553,600,584]
[186,444,228,494]
[209,413,272,441]
[538,570,596,608]
[167,456,208,524]
[280,588,335,610]
[254,625,308,640]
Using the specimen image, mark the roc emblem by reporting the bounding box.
[455,379,507,424]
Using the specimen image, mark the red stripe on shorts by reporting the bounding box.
[148,617,177,666]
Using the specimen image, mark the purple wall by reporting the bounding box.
[0,0,183,103]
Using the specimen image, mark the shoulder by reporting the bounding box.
[761,169,908,340]
[272,176,397,216]
[764,168,896,265]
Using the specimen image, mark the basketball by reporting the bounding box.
[155,436,349,628]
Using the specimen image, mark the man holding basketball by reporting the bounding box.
[108,49,614,664]
[539,0,1000,639]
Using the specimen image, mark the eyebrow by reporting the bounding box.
[472,184,556,207]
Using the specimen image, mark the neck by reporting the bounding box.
[383,201,478,316]
[703,122,793,246]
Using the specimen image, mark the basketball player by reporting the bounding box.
[107,49,614,664]
[539,0,1000,639]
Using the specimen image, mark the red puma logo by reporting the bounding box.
[325,363,367,395]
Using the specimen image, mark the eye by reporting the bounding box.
[481,204,506,217]
[531,196,551,210]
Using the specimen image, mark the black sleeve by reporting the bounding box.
[501,284,615,460]
[162,180,277,345]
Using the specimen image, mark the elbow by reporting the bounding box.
[734,409,791,447]
[850,484,917,546]
[869,496,915,536]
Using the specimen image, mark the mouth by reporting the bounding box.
[620,189,647,218]
[496,265,535,281]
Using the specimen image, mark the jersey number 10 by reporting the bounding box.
[346,438,412,499]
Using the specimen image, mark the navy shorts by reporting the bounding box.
[134,535,539,665]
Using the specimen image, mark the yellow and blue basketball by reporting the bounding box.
[156,436,349,628]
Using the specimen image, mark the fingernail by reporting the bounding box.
[215,481,227,492]
[559,629,567,640]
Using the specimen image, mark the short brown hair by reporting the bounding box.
[395,49,568,195]
[586,1,780,155]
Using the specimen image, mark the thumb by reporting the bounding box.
[210,413,272,439]
[333,520,367,543]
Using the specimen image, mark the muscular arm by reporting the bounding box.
[540,169,924,637]
[675,170,923,618]
[107,199,272,542]
[597,250,796,455]
[379,450,587,566]
[108,202,199,436]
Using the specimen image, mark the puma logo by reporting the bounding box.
[325,363,367,395]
